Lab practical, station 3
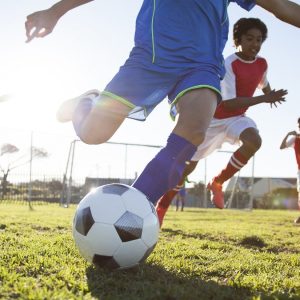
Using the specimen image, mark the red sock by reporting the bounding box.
[156,184,183,209]
[214,150,249,184]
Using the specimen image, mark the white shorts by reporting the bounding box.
[191,115,258,161]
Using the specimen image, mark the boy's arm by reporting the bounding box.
[221,88,287,110]
[262,83,272,95]
[256,0,300,28]
[25,0,94,42]
[280,131,297,149]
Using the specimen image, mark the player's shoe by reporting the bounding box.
[294,216,300,224]
[207,178,224,209]
[155,205,168,228]
[56,89,100,123]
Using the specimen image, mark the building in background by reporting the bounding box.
[225,176,298,209]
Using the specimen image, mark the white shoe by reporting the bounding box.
[56,89,100,123]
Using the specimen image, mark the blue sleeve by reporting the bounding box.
[230,0,256,11]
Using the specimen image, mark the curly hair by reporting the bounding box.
[233,18,268,48]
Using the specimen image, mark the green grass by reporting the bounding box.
[0,204,300,300]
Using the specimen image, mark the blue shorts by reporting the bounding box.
[102,50,221,121]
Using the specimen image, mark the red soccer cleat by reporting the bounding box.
[207,179,224,209]
[155,205,168,228]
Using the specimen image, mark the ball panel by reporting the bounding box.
[74,206,95,236]
[113,239,148,269]
[89,193,126,224]
[77,187,103,210]
[122,188,152,218]
[102,183,130,196]
[141,213,159,247]
[88,223,121,255]
[114,211,143,242]
[72,228,94,263]
[93,254,120,269]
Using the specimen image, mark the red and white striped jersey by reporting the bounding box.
[214,53,269,119]
[286,136,300,170]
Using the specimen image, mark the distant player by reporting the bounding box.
[156,18,288,226]
[280,117,300,224]
[175,185,186,212]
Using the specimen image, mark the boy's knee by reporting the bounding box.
[243,134,262,153]
[184,160,198,177]
[78,130,110,145]
[187,129,206,146]
[250,134,262,151]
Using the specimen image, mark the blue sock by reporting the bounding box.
[72,98,93,136]
[133,133,196,204]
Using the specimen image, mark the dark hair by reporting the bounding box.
[298,117,300,124]
[233,18,268,47]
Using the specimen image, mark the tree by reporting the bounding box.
[0,144,19,198]
[1,143,19,155]
[0,143,48,199]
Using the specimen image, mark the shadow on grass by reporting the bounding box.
[239,235,266,248]
[162,228,300,254]
[86,263,252,300]
[162,228,229,243]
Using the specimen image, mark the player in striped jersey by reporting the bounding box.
[156,18,287,226]
[280,117,300,223]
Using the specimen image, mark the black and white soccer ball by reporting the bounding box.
[72,183,159,270]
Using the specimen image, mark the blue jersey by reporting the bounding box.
[134,0,255,77]
[104,0,255,120]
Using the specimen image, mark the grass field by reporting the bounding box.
[0,203,300,300]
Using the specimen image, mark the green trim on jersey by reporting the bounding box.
[151,0,156,63]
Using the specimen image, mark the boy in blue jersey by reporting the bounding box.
[25,0,300,205]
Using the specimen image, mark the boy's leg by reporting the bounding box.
[297,170,300,209]
[57,91,131,145]
[73,95,131,144]
[133,88,218,204]
[181,196,185,211]
[208,127,261,209]
[155,160,198,227]
[156,185,181,226]
[296,182,300,224]
[296,170,300,222]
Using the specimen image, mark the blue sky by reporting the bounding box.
[0,0,300,184]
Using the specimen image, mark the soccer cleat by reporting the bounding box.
[294,216,300,224]
[56,89,100,123]
[155,205,168,228]
[207,178,224,209]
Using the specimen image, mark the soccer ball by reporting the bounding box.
[72,183,159,270]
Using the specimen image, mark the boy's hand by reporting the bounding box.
[264,89,288,108]
[25,9,59,43]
